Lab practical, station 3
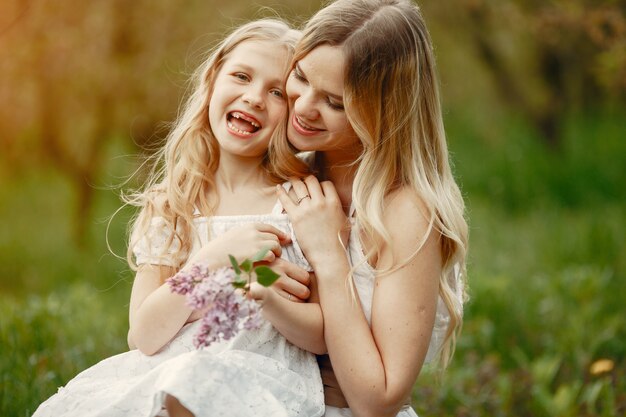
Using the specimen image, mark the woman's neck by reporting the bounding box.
[317,151,359,213]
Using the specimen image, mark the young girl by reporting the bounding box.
[33,19,324,417]
[272,0,469,416]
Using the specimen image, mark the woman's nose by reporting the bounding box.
[293,90,319,120]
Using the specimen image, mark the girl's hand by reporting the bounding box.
[186,223,290,270]
[277,176,349,267]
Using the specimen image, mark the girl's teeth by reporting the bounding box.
[227,120,253,136]
[232,112,260,128]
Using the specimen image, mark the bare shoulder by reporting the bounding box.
[383,187,432,235]
[377,187,441,273]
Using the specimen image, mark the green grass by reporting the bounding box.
[1,113,624,416]
[414,201,625,417]
[1,285,128,416]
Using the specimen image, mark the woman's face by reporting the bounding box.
[285,45,361,156]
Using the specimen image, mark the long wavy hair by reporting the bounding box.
[271,0,469,370]
[125,19,300,271]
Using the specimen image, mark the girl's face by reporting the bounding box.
[286,45,361,156]
[209,40,289,159]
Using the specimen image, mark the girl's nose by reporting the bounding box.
[243,88,264,110]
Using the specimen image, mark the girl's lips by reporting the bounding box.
[230,111,261,128]
[291,113,323,137]
[227,110,262,138]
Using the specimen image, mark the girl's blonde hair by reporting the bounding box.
[125,19,300,271]
[272,0,469,370]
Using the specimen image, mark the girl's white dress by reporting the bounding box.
[32,201,324,417]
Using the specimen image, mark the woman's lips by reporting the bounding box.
[291,113,323,136]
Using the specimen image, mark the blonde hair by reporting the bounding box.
[273,0,468,370]
[125,19,300,271]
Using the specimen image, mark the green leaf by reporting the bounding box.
[255,266,280,287]
[232,279,247,289]
[251,247,269,262]
[229,255,241,275]
[240,259,253,273]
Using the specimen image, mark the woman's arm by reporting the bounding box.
[279,180,440,417]
[249,264,326,355]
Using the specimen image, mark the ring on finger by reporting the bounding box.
[287,293,292,301]
[296,195,310,205]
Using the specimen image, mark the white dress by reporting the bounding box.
[323,210,462,417]
[32,202,324,417]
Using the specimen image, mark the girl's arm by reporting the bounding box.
[278,179,440,417]
[127,264,192,355]
[128,223,291,356]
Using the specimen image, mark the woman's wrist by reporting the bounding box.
[307,242,351,279]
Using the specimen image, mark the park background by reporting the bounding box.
[0,0,624,416]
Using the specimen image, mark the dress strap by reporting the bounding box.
[271,183,292,214]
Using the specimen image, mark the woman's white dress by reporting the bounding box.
[32,203,324,417]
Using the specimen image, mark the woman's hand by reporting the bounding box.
[186,223,290,270]
[248,258,311,302]
[276,176,349,267]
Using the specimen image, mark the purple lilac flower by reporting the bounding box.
[167,263,264,349]
[166,263,210,295]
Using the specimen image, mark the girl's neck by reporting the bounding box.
[215,153,272,192]
[208,153,277,216]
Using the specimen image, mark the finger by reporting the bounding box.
[289,177,311,200]
[278,288,306,303]
[281,261,311,286]
[247,282,266,301]
[263,239,282,258]
[262,250,276,263]
[274,274,311,300]
[259,232,291,248]
[320,180,340,204]
[303,175,325,200]
[276,184,297,213]
[254,223,291,243]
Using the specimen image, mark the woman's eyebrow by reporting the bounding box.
[296,63,343,101]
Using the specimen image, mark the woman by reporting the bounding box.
[273,0,469,416]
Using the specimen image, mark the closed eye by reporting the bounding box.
[291,66,307,84]
[326,98,344,111]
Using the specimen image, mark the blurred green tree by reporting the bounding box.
[0,0,318,246]
[431,0,625,149]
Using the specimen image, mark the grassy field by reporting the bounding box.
[1,112,624,416]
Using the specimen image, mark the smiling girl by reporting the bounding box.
[32,19,324,417]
